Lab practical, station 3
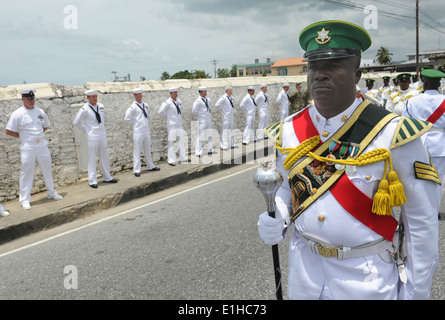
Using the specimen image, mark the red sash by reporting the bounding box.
[292,108,398,241]
[426,97,445,124]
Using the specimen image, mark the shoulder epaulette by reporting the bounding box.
[264,121,283,147]
[390,116,432,149]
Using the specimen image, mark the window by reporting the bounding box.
[278,68,288,76]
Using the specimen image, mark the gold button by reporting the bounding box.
[365,175,372,181]
[322,131,329,137]
[318,215,326,222]
[341,115,348,122]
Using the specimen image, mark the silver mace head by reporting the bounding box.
[253,161,284,213]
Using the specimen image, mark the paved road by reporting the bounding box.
[0,164,443,300]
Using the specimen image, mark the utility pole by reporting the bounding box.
[212,59,218,78]
[416,0,419,77]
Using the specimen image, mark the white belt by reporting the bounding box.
[299,233,394,260]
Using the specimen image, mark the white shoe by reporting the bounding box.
[0,209,10,217]
[22,201,31,210]
[48,193,63,200]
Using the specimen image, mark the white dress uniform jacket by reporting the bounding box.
[255,91,269,140]
[271,99,439,300]
[276,89,290,120]
[124,101,156,173]
[404,90,445,182]
[192,96,213,156]
[158,98,188,164]
[387,89,419,115]
[215,94,235,149]
[73,103,113,184]
[240,93,257,144]
[6,106,59,203]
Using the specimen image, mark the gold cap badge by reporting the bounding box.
[315,28,331,44]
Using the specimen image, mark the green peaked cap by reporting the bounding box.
[299,20,372,61]
[421,69,445,80]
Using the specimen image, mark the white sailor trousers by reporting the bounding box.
[242,115,256,144]
[167,126,188,164]
[133,130,156,173]
[220,116,235,149]
[87,138,113,184]
[19,140,56,203]
[195,119,213,156]
[257,109,268,139]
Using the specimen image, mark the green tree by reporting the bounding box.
[160,72,170,80]
[230,64,237,77]
[375,47,393,65]
[217,68,230,78]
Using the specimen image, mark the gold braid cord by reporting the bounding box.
[277,135,406,216]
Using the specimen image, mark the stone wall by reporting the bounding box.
[0,74,389,202]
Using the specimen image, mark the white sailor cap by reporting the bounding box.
[132,88,143,94]
[224,86,232,90]
[260,84,267,88]
[19,89,36,98]
[198,86,207,91]
[283,83,290,87]
[85,89,98,96]
[247,86,255,90]
[169,87,178,93]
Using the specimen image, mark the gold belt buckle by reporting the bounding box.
[316,243,339,258]
[36,139,40,143]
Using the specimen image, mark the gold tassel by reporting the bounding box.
[388,170,407,206]
[372,179,393,216]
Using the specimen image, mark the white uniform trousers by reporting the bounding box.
[220,116,235,149]
[195,120,213,156]
[168,126,188,164]
[87,138,113,185]
[288,232,399,300]
[132,131,156,173]
[257,110,268,139]
[242,115,256,144]
[19,140,57,203]
[280,107,288,121]
[431,156,445,201]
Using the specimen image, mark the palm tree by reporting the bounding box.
[375,47,393,65]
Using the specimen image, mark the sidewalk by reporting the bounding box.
[0,141,273,245]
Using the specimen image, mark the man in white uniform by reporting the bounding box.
[403,69,445,193]
[377,76,394,108]
[124,88,160,177]
[240,86,257,145]
[258,20,439,300]
[158,88,188,166]
[255,84,269,140]
[276,83,290,121]
[215,86,236,149]
[6,89,63,210]
[192,87,214,157]
[388,74,419,115]
[73,90,117,188]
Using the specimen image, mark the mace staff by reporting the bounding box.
[253,161,284,300]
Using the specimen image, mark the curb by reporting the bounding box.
[0,143,272,245]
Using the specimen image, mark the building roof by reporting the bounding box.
[271,57,307,68]
[237,62,273,68]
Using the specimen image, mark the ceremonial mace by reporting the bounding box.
[253,161,284,300]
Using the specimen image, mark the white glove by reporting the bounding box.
[257,211,286,245]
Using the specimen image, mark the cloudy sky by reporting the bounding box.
[1,0,444,86]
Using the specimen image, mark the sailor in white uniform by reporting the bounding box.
[73,90,117,188]
[215,86,236,149]
[240,86,257,144]
[158,88,188,166]
[124,88,160,177]
[255,84,269,140]
[5,89,63,210]
[276,83,291,121]
[192,87,214,157]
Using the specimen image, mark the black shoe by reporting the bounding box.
[103,179,118,183]
[134,172,140,177]
[148,167,160,171]
[89,184,98,189]
[168,163,176,166]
